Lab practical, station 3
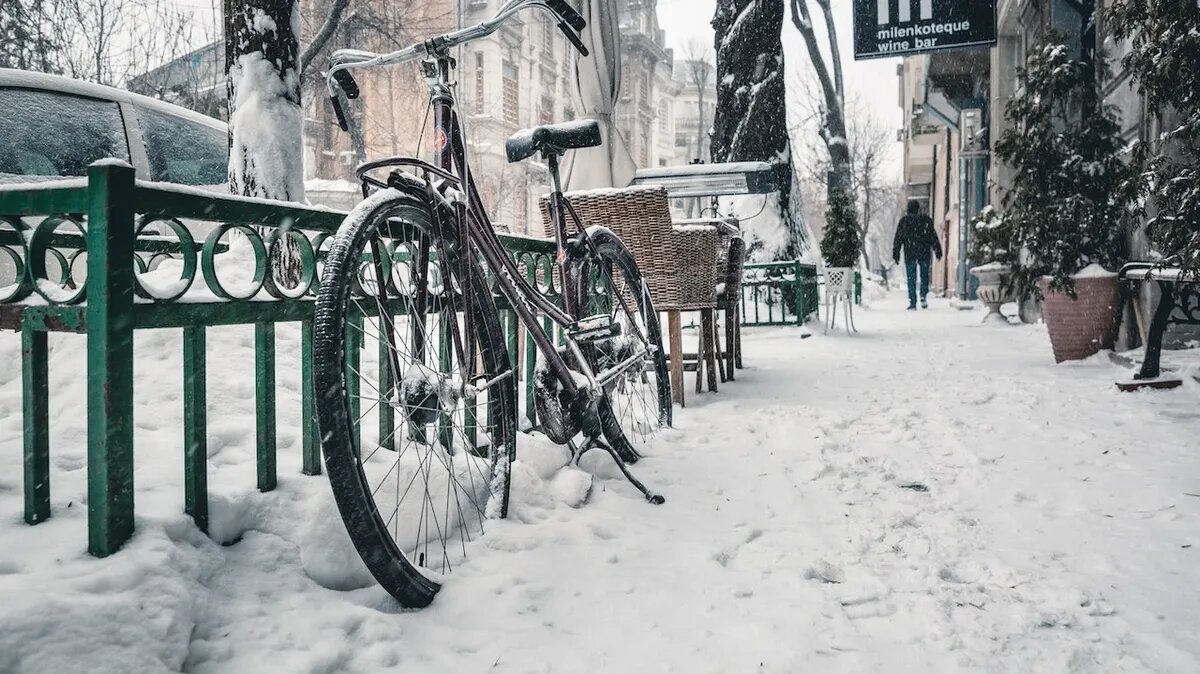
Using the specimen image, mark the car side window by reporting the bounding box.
[0,88,129,179]
[135,105,228,186]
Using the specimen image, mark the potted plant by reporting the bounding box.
[820,189,861,269]
[994,40,1134,362]
[967,206,1015,324]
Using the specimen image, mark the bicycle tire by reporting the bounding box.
[313,188,516,608]
[572,226,672,461]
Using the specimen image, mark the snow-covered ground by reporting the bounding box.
[1,290,1199,673]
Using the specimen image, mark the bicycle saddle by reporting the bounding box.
[505,119,602,163]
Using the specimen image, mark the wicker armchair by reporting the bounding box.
[538,185,723,406]
[711,221,746,379]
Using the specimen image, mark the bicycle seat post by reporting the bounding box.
[545,151,564,197]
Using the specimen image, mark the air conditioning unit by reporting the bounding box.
[960,109,984,151]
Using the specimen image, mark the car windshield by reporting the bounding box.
[0,87,130,182]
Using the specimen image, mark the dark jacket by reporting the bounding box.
[892,214,943,263]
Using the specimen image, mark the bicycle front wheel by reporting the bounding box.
[573,226,672,462]
[313,188,515,608]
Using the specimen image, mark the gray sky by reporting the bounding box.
[657,0,903,182]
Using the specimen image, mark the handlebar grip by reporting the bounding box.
[547,0,586,32]
[557,21,589,57]
[332,69,360,100]
[330,94,350,132]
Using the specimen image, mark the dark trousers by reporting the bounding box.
[905,256,931,307]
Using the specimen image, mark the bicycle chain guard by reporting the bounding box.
[532,367,600,444]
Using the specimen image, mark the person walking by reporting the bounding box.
[892,202,943,310]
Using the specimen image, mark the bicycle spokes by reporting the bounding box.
[347,236,502,577]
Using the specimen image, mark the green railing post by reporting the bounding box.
[86,161,137,558]
[792,261,804,325]
[301,319,321,475]
[255,322,276,491]
[854,271,862,305]
[22,320,50,524]
[183,325,207,532]
[377,319,395,454]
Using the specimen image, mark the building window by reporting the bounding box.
[543,19,554,54]
[474,52,485,115]
[640,128,649,166]
[540,95,555,125]
[563,107,575,122]
[502,60,519,126]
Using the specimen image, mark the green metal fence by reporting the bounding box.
[739,261,820,326]
[737,264,864,328]
[0,163,558,557]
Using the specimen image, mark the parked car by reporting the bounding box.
[0,68,228,187]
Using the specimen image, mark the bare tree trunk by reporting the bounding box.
[789,0,852,208]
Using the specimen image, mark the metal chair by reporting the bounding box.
[823,266,858,334]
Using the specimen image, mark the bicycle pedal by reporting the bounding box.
[569,315,622,342]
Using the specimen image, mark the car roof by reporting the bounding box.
[0,68,227,134]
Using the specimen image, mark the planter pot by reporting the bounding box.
[1037,273,1121,363]
[969,262,1014,324]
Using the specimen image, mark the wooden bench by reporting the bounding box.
[1117,262,1200,391]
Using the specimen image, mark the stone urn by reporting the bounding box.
[1037,266,1121,363]
[969,262,1013,324]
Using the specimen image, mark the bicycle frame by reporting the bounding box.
[378,53,644,401]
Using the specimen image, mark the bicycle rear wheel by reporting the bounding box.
[313,189,515,608]
[572,226,671,461]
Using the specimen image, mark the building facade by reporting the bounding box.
[672,57,717,166]
[897,46,989,299]
[897,0,1118,300]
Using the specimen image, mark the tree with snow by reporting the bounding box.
[794,95,894,269]
[994,40,1132,298]
[788,0,857,254]
[1106,1,1200,279]
[820,188,859,269]
[711,0,805,260]
[225,0,304,202]
[225,0,305,285]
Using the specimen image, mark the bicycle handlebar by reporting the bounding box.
[326,0,588,131]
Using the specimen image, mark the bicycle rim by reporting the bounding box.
[313,190,515,607]
[574,226,672,460]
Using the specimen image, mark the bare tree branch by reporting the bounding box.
[814,0,843,100]
[299,0,351,75]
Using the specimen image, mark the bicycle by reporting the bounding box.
[314,0,673,608]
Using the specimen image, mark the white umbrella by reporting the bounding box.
[562,0,638,190]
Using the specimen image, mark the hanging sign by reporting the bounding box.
[853,0,997,60]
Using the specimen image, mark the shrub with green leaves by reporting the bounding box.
[994,40,1132,298]
[967,206,1014,267]
[820,189,860,268]
[1106,1,1200,278]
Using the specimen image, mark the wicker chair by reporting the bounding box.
[674,217,745,388]
[538,185,722,406]
[713,223,746,380]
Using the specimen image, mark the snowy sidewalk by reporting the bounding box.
[1,291,1199,673]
